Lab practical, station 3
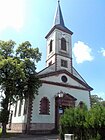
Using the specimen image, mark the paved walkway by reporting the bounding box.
[0,134,59,140]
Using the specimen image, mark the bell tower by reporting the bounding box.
[45,1,73,73]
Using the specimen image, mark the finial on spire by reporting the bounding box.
[58,0,60,3]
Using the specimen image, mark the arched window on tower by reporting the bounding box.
[39,97,50,115]
[61,38,66,51]
[49,40,53,53]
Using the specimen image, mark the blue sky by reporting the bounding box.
[0,0,105,99]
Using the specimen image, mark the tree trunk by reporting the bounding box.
[1,96,9,137]
[26,97,30,134]
[1,122,7,136]
[26,95,33,134]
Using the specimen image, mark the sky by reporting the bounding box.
[0,0,105,99]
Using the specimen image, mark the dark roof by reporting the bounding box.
[53,0,65,26]
[45,25,73,39]
[45,1,73,39]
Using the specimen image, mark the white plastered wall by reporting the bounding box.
[10,100,27,123]
[55,29,72,58]
[46,28,72,69]
[31,82,90,124]
[41,73,86,88]
[46,31,56,67]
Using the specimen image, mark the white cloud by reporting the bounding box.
[100,48,105,57]
[0,0,25,32]
[73,41,94,64]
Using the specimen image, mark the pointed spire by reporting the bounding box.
[53,0,65,27]
[45,1,73,38]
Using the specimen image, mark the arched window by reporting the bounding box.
[39,97,50,115]
[23,99,27,115]
[14,101,18,117]
[18,100,23,116]
[49,40,53,53]
[61,38,66,51]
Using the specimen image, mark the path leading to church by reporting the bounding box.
[0,134,59,140]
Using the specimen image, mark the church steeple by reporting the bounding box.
[45,1,73,39]
[45,1,73,73]
[53,0,65,27]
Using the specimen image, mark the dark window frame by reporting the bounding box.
[49,61,52,66]
[61,59,68,68]
[61,75,68,83]
[49,40,53,53]
[23,99,27,115]
[18,100,23,116]
[61,38,66,51]
[14,101,18,117]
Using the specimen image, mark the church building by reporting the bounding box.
[9,1,93,134]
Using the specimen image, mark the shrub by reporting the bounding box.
[60,104,105,140]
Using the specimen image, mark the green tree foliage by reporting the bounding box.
[0,40,41,135]
[60,104,105,140]
[16,41,41,99]
[60,104,88,140]
[91,95,103,106]
[86,105,105,139]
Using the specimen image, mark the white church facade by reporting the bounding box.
[9,1,93,134]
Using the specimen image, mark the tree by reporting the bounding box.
[60,104,88,140]
[85,104,105,139]
[0,40,41,136]
[60,103,105,140]
[91,94,104,106]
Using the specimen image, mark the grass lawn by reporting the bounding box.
[0,128,2,137]
[0,128,2,134]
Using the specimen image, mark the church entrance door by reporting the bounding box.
[55,93,77,131]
